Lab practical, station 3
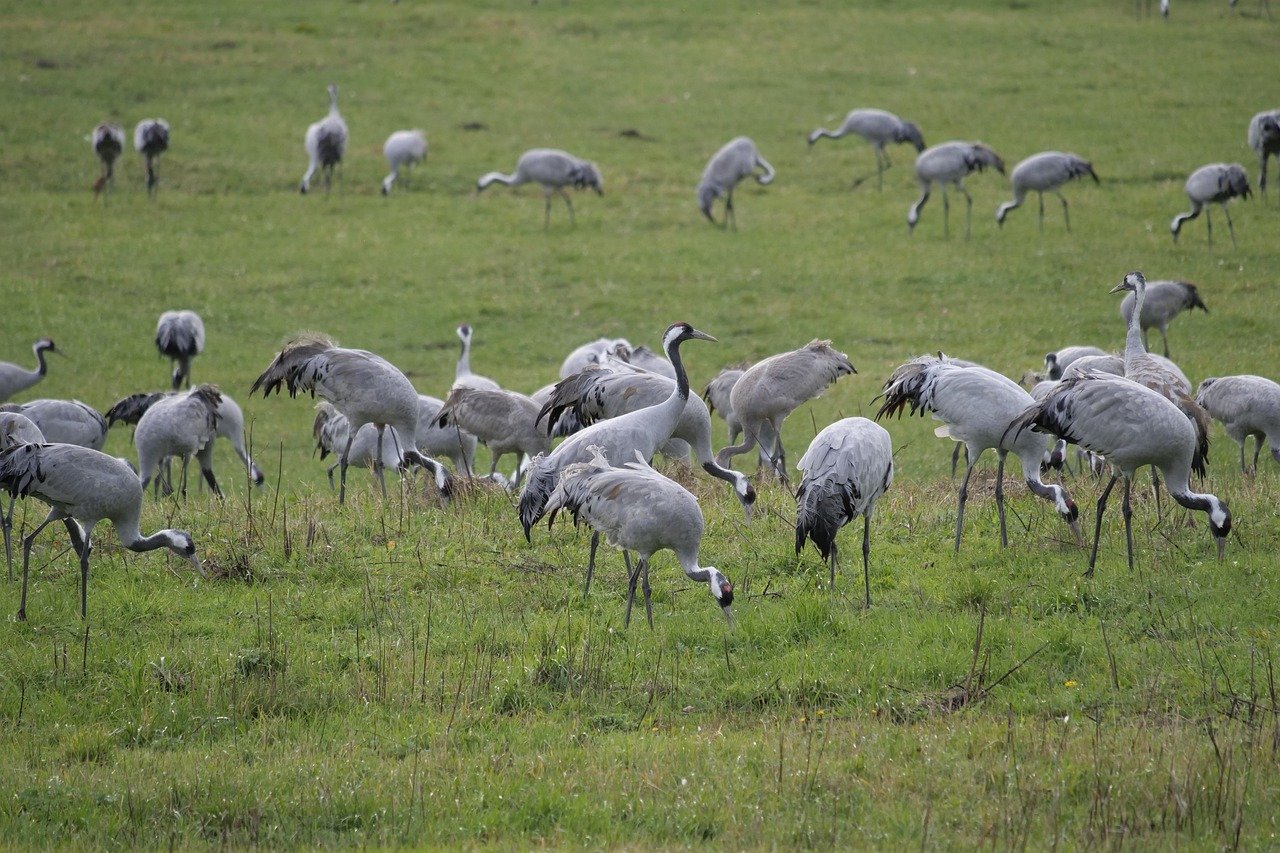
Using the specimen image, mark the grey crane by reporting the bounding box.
[559,337,632,379]
[91,122,124,196]
[133,118,170,196]
[703,364,772,469]
[114,385,225,499]
[1247,109,1280,202]
[312,402,410,493]
[0,338,60,403]
[0,412,44,581]
[1195,375,1280,475]
[0,399,106,449]
[1118,279,1207,358]
[907,141,1005,239]
[300,84,348,195]
[876,355,1083,549]
[697,136,775,228]
[806,108,926,190]
[251,334,453,504]
[794,417,894,606]
[453,324,500,391]
[155,310,205,390]
[416,394,477,476]
[1171,163,1251,247]
[476,148,602,228]
[1007,374,1231,574]
[381,129,427,196]
[544,446,734,628]
[0,442,201,621]
[714,340,856,483]
[434,386,549,487]
[995,151,1099,232]
[1044,345,1109,381]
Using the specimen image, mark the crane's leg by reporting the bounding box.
[1160,328,1170,358]
[1087,474,1119,578]
[179,456,190,499]
[942,188,951,238]
[1037,191,1045,233]
[725,190,737,231]
[62,519,91,620]
[641,559,653,629]
[3,495,13,582]
[543,190,553,230]
[624,556,645,628]
[1204,208,1214,246]
[1056,190,1071,232]
[584,531,601,595]
[954,457,977,552]
[338,431,356,505]
[862,512,873,608]
[951,443,966,479]
[995,451,1009,548]
[17,509,58,621]
[196,444,222,499]
[959,185,974,241]
[1252,436,1263,474]
[327,462,339,490]
[1150,466,1162,518]
[828,540,838,592]
[1121,477,1135,573]
[373,427,388,499]
[561,189,575,225]
[876,147,887,191]
[1221,202,1237,248]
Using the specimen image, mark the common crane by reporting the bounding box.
[0,412,44,581]
[1117,279,1207,358]
[795,417,894,606]
[0,442,202,621]
[251,334,453,504]
[697,136,775,229]
[1171,163,1251,247]
[1044,345,1109,381]
[1247,109,1280,202]
[91,122,124,196]
[1195,375,1280,475]
[155,310,205,390]
[1007,374,1231,574]
[876,354,1083,550]
[0,399,106,449]
[453,324,500,391]
[109,384,225,499]
[0,338,59,403]
[133,118,170,196]
[544,446,734,628]
[300,84,348,195]
[995,151,1099,232]
[434,386,549,488]
[907,141,1005,239]
[806,108,926,190]
[381,129,427,195]
[313,402,410,494]
[476,148,602,228]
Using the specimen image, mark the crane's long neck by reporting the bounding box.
[1124,282,1147,364]
[456,335,472,379]
[33,344,49,378]
[687,411,755,512]
[328,89,340,117]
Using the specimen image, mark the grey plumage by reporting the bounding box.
[0,338,59,403]
[133,118,170,196]
[697,136,775,228]
[381,129,427,196]
[453,324,500,391]
[1247,109,1280,202]
[91,122,124,196]
[544,446,734,628]
[118,384,225,499]
[1044,345,1109,381]
[0,442,201,621]
[875,354,1082,549]
[1118,279,1207,358]
[1061,354,1125,380]
[1,398,106,449]
[434,386,548,486]
[251,333,453,503]
[806,108,926,190]
[155,310,205,390]
[300,84,348,194]
[1171,163,1251,247]
[0,413,44,580]
[476,148,602,228]
[995,151,1099,232]
[715,340,855,483]
[313,402,410,492]
[794,418,894,606]
[1007,373,1231,574]
[1195,375,1280,474]
[559,337,632,379]
[907,141,1005,239]
[416,394,477,475]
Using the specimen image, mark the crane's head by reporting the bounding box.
[35,338,60,356]
[1110,270,1146,296]
[1208,498,1231,561]
[164,530,204,575]
[1053,487,1084,547]
[457,324,472,342]
[897,121,926,152]
[706,568,735,624]
[663,322,717,351]
[697,182,720,223]
[571,162,603,195]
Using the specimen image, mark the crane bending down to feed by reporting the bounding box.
[794,417,894,606]
[477,149,602,228]
[0,442,202,622]
[434,386,549,488]
[1195,375,1280,475]
[995,151,1098,232]
[875,354,1083,550]
[1248,109,1280,202]
[381,129,426,195]
[0,412,44,581]
[116,384,226,499]
[697,136,775,228]
[91,122,124,196]
[1170,163,1251,247]
[0,338,60,404]
[300,84,348,194]
[806,108,926,190]
[156,310,205,390]
[715,340,855,484]
[545,446,734,629]
[251,334,453,504]
[453,324,500,391]
[133,118,170,196]
[1007,374,1231,575]
[908,141,1005,239]
[1117,279,1207,358]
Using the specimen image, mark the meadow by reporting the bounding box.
[2,0,1280,846]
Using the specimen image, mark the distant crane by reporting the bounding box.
[794,417,894,606]
[1007,374,1231,574]
[251,334,453,504]
[155,310,205,390]
[133,118,170,196]
[995,151,1098,232]
[91,122,124,196]
[697,136,775,228]
[434,386,549,487]
[0,412,44,581]
[300,84,348,194]
[1171,163,1251,247]
[907,141,1005,239]
[453,324,500,391]
[1247,109,1280,202]
[544,446,734,628]
[0,338,59,403]
[806,108,926,190]
[715,340,856,483]
[1117,279,1208,358]
[381,129,427,195]
[477,148,602,227]
[0,399,106,449]
[109,385,225,499]
[1196,375,1280,475]
[0,442,202,622]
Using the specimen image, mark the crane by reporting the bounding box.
[0,412,44,581]
[453,324,500,391]
[381,129,427,195]
[1117,279,1207,358]
[109,385,225,499]
[907,141,1005,239]
[0,338,59,403]
[477,149,602,228]
[155,310,205,390]
[0,399,106,450]
[1171,163,1251,247]
[133,118,170,196]
[1248,109,1280,202]
[806,108,926,190]
[995,151,1099,232]
[434,386,549,488]
[300,84,348,194]
[90,122,124,196]
[1195,375,1280,475]
[697,136,775,228]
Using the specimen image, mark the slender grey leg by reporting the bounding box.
[960,186,974,240]
[624,556,644,628]
[828,540,838,592]
[63,519,90,620]
[1057,191,1070,232]
[1252,437,1263,474]
[18,510,58,621]
[641,559,653,629]
[374,427,388,499]
[1088,474,1120,577]
[585,531,600,595]
[1121,477,1135,572]
[3,496,13,582]
[862,513,872,608]
[1222,203,1237,248]
[338,431,356,505]
[1205,208,1214,245]
[1037,191,1045,233]
[954,459,976,552]
[995,452,1008,547]
[561,189,575,225]
[942,188,951,238]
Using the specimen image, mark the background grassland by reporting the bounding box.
[1,0,1279,847]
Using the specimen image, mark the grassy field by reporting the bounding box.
[2,0,1280,846]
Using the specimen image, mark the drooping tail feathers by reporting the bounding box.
[251,334,337,399]
[105,392,169,426]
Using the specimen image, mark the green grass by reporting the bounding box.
[2,0,1280,846]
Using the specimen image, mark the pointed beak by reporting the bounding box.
[1107,282,1128,294]
[1216,536,1226,561]
[741,500,754,523]
[1069,519,1085,548]
[721,606,736,627]
[690,330,718,343]
[188,554,207,578]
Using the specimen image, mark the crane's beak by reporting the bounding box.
[689,330,717,343]
[1068,519,1085,548]
[188,553,207,578]
[721,606,736,627]
[1107,281,1129,294]
[1216,536,1226,561]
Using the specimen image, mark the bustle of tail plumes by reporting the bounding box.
[251,334,337,398]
